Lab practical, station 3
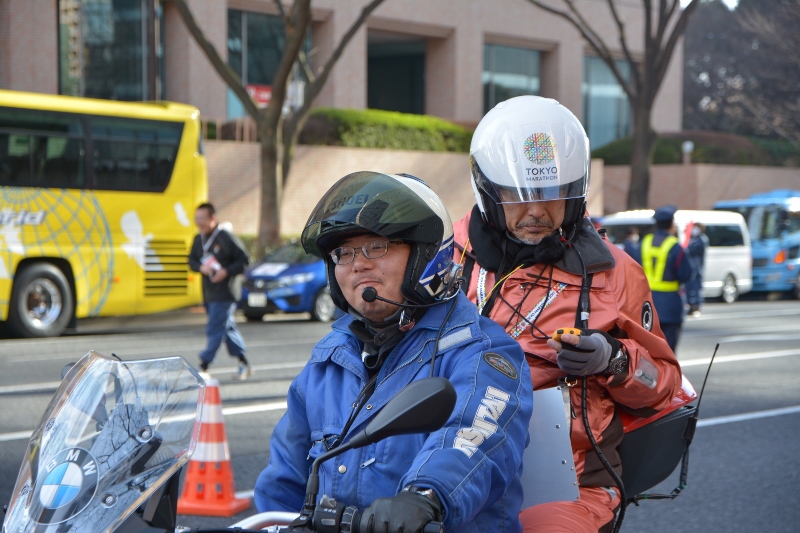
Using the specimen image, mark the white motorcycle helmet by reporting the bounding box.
[470,95,591,234]
[301,171,455,312]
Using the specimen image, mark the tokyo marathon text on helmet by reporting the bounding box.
[469,95,591,232]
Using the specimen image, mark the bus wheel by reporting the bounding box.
[8,263,74,338]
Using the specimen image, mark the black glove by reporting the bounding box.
[359,489,442,533]
[556,329,621,376]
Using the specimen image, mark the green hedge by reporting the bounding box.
[299,108,473,152]
[592,133,799,166]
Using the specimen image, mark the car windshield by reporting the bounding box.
[265,243,317,264]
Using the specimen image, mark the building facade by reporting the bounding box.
[0,0,683,149]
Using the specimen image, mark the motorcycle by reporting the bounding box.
[1,351,452,533]
[2,350,706,533]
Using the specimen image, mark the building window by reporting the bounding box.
[58,0,164,101]
[227,9,311,119]
[583,56,631,150]
[483,44,540,113]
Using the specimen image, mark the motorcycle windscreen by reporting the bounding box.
[3,351,205,533]
[520,387,579,508]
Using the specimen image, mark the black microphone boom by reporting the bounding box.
[360,287,447,309]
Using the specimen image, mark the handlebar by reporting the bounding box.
[224,510,444,532]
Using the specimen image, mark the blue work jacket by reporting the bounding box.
[255,293,533,532]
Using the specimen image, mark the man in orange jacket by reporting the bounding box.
[454,96,683,533]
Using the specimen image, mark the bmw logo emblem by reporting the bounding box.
[30,448,99,525]
[642,302,654,331]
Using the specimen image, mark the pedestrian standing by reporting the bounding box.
[188,202,252,379]
[686,223,709,316]
[636,205,697,352]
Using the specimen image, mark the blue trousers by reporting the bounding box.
[199,301,246,365]
[686,276,704,307]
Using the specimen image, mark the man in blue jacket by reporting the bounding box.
[255,171,533,533]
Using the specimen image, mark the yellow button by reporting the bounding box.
[338,465,347,474]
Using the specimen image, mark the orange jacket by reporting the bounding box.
[453,211,682,486]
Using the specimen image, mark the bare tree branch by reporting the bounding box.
[296,0,387,116]
[526,0,635,101]
[167,0,260,120]
[526,0,700,208]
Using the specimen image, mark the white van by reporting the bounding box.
[600,209,753,303]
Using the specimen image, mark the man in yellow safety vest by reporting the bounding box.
[637,205,697,352]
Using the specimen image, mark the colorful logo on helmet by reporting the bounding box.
[30,448,98,525]
[523,133,556,165]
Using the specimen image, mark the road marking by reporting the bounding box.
[687,308,800,321]
[225,404,800,503]
[8,349,795,395]
[0,362,304,395]
[0,431,35,443]
[0,400,289,442]
[679,348,800,368]
[2,338,322,363]
[697,405,800,427]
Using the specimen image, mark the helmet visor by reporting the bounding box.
[471,122,589,203]
[301,171,444,258]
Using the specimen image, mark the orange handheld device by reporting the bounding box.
[551,328,582,342]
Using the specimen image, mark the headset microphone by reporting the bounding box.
[361,287,452,309]
[361,286,379,303]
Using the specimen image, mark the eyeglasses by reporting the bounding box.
[329,240,406,265]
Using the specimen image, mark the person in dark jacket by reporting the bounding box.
[635,205,697,352]
[188,202,251,379]
[686,223,709,316]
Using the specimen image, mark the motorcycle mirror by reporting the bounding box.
[61,362,76,379]
[347,377,457,449]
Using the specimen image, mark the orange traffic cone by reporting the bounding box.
[178,374,251,516]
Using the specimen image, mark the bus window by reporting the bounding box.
[90,116,183,192]
[0,107,85,188]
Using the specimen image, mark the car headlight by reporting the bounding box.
[277,272,315,287]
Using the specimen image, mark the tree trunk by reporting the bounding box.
[258,121,282,254]
[626,105,657,209]
[281,111,311,187]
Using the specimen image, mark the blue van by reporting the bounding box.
[714,190,800,299]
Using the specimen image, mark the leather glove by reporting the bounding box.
[553,330,621,376]
[359,489,442,533]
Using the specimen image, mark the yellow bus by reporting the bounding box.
[0,90,208,337]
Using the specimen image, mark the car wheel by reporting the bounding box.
[793,277,800,300]
[8,263,74,338]
[720,274,738,304]
[244,311,264,322]
[311,289,336,322]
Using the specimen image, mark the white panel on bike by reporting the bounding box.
[229,511,299,530]
[520,387,579,508]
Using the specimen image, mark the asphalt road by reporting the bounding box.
[1,297,799,532]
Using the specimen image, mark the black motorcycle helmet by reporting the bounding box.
[301,171,455,313]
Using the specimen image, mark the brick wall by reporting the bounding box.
[603,164,800,214]
[206,141,605,236]
[0,0,58,93]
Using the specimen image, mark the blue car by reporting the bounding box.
[239,241,338,322]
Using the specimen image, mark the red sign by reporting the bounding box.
[246,84,272,107]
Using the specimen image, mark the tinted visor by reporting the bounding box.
[301,172,443,258]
